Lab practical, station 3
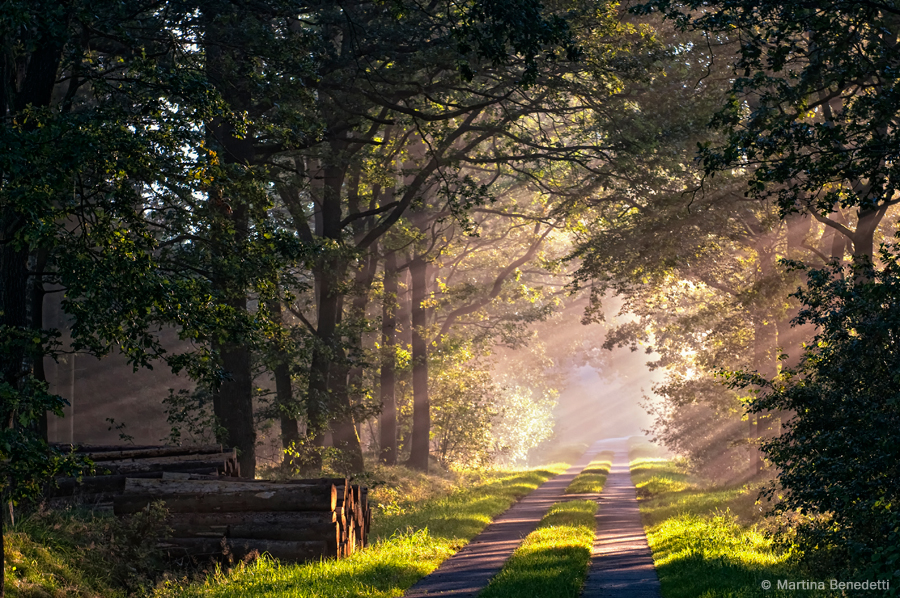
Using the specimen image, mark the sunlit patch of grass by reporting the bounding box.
[5,525,108,598]
[480,500,596,598]
[631,457,693,499]
[631,451,836,597]
[4,505,168,598]
[565,451,613,494]
[154,465,568,598]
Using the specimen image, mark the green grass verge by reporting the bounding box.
[5,515,117,597]
[5,503,169,597]
[480,500,596,598]
[565,451,613,494]
[153,465,567,598]
[630,442,837,598]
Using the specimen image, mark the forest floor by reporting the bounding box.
[4,461,570,598]
[8,440,838,598]
[630,441,839,598]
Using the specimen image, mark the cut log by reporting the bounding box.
[94,452,228,469]
[162,472,220,481]
[291,478,349,486]
[48,470,216,500]
[167,510,336,528]
[122,478,325,495]
[93,459,229,476]
[114,486,337,515]
[79,445,223,461]
[166,511,340,543]
[50,472,162,498]
[168,519,340,545]
[53,444,162,452]
[157,537,331,561]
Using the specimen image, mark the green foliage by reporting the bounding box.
[430,357,498,468]
[724,249,900,582]
[480,500,596,598]
[636,0,900,217]
[489,385,556,466]
[161,388,222,447]
[0,328,82,502]
[427,345,557,468]
[453,0,580,85]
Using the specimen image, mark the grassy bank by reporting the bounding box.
[630,442,835,598]
[5,503,169,597]
[480,500,596,598]
[565,451,613,494]
[152,464,567,598]
[4,464,564,598]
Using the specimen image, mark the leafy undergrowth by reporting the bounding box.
[355,464,501,519]
[480,500,596,598]
[630,441,837,598]
[153,464,567,598]
[5,502,170,598]
[565,451,613,494]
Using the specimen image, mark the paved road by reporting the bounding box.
[403,441,606,597]
[581,440,662,598]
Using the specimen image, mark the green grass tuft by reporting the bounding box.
[565,451,613,494]
[480,500,597,598]
[154,465,568,598]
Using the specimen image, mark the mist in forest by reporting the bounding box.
[552,359,660,449]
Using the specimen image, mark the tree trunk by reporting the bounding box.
[332,251,377,473]
[752,315,777,474]
[306,267,342,468]
[329,353,364,471]
[211,308,255,478]
[751,241,778,475]
[306,159,350,468]
[851,206,881,261]
[206,11,258,479]
[407,255,430,472]
[269,301,300,468]
[379,250,399,465]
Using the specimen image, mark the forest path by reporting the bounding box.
[402,441,607,597]
[581,441,661,598]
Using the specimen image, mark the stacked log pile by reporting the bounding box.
[113,476,371,562]
[48,444,239,507]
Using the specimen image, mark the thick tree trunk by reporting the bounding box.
[305,160,349,469]
[852,207,881,261]
[206,12,258,479]
[306,265,342,467]
[407,255,430,472]
[0,236,29,399]
[379,251,399,465]
[331,251,377,472]
[269,301,300,468]
[329,365,363,471]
